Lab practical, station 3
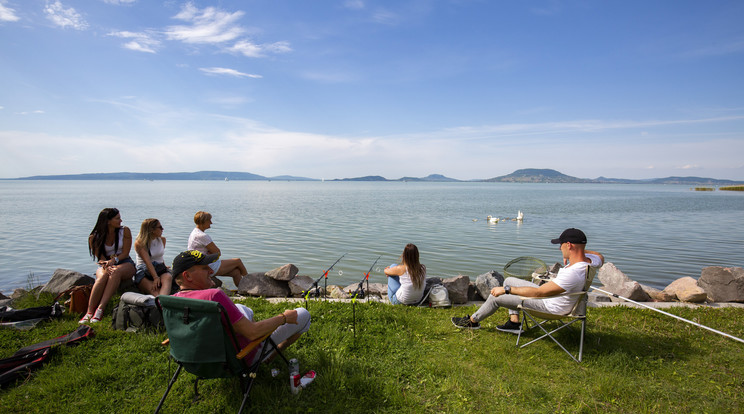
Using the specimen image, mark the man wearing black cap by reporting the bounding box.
[452,228,603,332]
[171,250,311,363]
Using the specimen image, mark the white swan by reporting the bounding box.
[486,215,499,223]
[516,210,524,221]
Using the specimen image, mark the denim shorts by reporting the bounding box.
[134,261,169,284]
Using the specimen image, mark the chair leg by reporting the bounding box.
[154,364,182,414]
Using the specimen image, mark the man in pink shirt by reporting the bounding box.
[171,250,311,363]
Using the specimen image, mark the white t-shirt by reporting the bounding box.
[188,228,213,254]
[544,253,602,314]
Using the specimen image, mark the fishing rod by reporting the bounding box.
[303,253,346,308]
[590,286,744,345]
[352,255,382,338]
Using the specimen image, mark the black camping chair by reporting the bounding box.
[154,296,288,414]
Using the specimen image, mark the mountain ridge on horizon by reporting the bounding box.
[8,169,744,185]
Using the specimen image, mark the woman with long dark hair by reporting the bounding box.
[133,218,173,296]
[80,208,135,323]
[384,243,426,305]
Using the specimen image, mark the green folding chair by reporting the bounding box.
[154,295,288,413]
[516,266,598,363]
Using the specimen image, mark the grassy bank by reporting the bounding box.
[2,295,743,413]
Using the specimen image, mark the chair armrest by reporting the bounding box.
[236,332,272,360]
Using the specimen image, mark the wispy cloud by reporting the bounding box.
[0,0,20,22]
[165,3,245,44]
[199,67,262,78]
[108,31,161,53]
[228,40,292,58]
[44,1,88,30]
[15,110,45,115]
[344,0,365,10]
[679,38,744,58]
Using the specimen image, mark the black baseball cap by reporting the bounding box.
[172,250,219,277]
[551,228,587,244]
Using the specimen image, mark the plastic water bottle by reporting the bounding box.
[289,358,300,394]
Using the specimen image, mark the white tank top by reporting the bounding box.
[104,229,124,258]
[137,237,165,265]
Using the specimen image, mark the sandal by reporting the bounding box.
[90,308,104,323]
[78,313,93,324]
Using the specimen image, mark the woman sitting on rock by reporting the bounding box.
[187,211,247,288]
[384,243,426,305]
[133,218,173,296]
[81,208,136,323]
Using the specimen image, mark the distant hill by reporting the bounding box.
[483,168,592,183]
[398,174,461,182]
[333,175,389,181]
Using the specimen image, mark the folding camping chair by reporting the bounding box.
[154,296,289,414]
[515,265,598,363]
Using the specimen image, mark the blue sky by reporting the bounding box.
[1,1,743,180]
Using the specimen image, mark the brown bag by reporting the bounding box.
[55,285,93,315]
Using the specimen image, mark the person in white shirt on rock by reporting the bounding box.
[187,211,247,287]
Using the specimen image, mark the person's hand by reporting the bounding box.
[490,287,505,297]
[153,276,161,288]
[282,309,298,324]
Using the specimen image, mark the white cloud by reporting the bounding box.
[102,0,137,4]
[344,0,365,10]
[15,110,45,115]
[199,67,261,78]
[108,31,161,53]
[165,3,245,44]
[44,1,88,30]
[228,40,292,58]
[0,1,20,22]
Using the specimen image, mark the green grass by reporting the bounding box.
[2,295,743,413]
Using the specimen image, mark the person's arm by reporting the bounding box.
[117,227,133,260]
[586,250,604,265]
[490,281,566,299]
[204,241,221,256]
[384,264,405,277]
[232,309,299,342]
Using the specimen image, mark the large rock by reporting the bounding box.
[265,264,298,282]
[238,272,290,297]
[442,275,470,304]
[603,281,652,302]
[467,283,480,301]
[39,269,94,296]
[663,277,707,303]
[288,275,316,297]
[640,284,675,302]
[329,285,350,299]
[367,283,387,298]
[597,262,632,291]
[475,271,504,300]
[698,266,744,303]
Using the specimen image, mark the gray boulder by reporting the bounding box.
[367,283,387,298]
[265,264,299,281]
[698,266,744,303]
[238,272,290,297]
[329,285,350,299]
[468,283,480,301]
[662,277,707,303]
[475,270,504,300]
[597,262,632,290]
[39,269,94,296]
[640,284,675,302]
[442,275,470,304]
[288,275,316,297]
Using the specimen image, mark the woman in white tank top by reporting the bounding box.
[81,208,136,324]
[134,218,173,296]
[384,243,426,305]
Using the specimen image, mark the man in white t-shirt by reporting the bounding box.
[452,228,604,333]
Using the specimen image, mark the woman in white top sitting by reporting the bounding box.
[81,208,136,323]
[134,218,173,296]
[384,243,426,305]
[187,211,247,287]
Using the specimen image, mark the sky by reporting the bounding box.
[1,1,744,181]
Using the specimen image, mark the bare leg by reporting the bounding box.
[86,267,110,314]
[159,273,173,296]
[217,258,246,286]
[98,263,134,311]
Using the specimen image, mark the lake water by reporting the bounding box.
[0,180,742,294]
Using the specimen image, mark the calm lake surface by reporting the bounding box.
[1,180,742,293]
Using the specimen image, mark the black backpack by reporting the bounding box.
[112,302,164,333]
